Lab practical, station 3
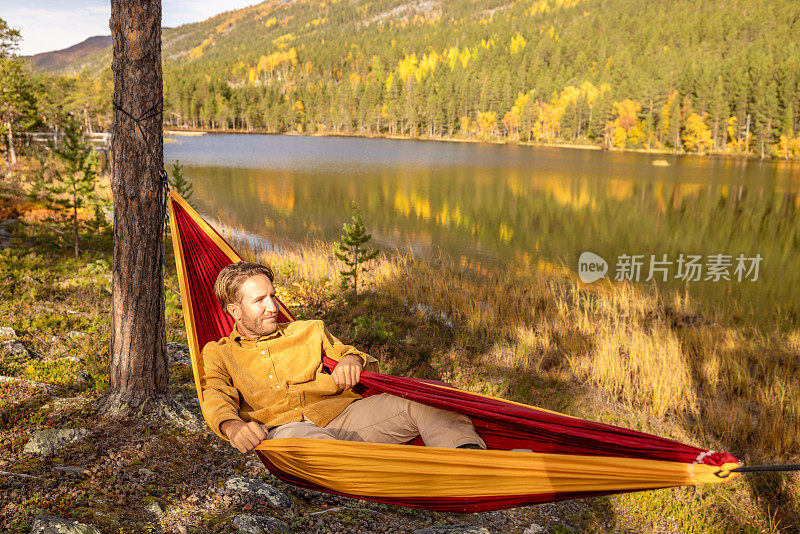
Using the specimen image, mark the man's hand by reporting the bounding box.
[221,420,269,454]
[331,355,363,390]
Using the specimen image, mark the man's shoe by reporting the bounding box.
[456,443,484,450]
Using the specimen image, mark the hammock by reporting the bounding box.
[167,190,741,513]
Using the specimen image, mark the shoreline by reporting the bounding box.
[162,126,785,161]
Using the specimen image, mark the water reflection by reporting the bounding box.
[166,134,800,327]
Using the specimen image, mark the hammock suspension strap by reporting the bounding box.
[112,98,171,274]
[715,464,800,478]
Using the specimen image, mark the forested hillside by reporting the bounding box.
[31,0,800,157]
[25,36,111,75]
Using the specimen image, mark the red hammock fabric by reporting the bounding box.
[170,194,739,513]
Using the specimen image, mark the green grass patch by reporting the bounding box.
[22,359,81,386]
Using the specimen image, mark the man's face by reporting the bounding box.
[228,274,279,339]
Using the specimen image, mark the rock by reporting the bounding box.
[414,527,491,534]
[145,501,163,515]
[143,497,164,516]
[0,326,16,338]
[138,468,156,477]
[23,428,90,456]
[150,399,204,432]
[73,371,92,387]
[30,514,101,534]
[224,476,292,508]
[52,466,88,475]
[0,218,18,227]
[0,339,30,357]
[522,524,545,534]
[0,227,10,238]
[232,513,291,534]
[175,526,187,534]
[167,342,191,367]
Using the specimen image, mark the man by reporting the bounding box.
[201,261,487,454]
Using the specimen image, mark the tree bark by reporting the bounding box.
[97,0,169,417]
[84,107,93,134]
[6,121,16,165]
[72,188,78,259]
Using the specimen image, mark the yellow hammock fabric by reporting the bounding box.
[167,190,740,512]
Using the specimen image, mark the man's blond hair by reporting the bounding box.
[214,262,275,313]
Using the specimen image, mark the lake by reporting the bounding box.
[165,133,800,329]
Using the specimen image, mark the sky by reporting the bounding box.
[1,0,260,56]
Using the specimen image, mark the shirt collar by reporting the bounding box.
[230,322,288,345]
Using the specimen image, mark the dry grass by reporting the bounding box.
[212,221,800,461]
[211,219,800,531]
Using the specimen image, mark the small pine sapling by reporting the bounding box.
[334,204,379,298]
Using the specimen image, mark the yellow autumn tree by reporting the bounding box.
[445,47,460,69]
[580,81,600,110]
[502,92,530,140]
[682,112,713,152]
[533,100,563,142]
[610,99,643,148]
[502,107,520,139]
[417,51,438,81]
[509,33,526,54]
[255,47,298,76]
[725,116,740,153]
[477,111,498,139]
[791,136,800,158]
[397,54,418,82]
[775,135,791,159]
[460,115,474,137]
[774,133,800,159]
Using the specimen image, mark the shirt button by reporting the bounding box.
[261,351,266,355]
[268,374,273,379]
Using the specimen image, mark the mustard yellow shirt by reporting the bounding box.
[200,319,379,435]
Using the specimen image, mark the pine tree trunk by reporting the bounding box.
[712,117,718,151]
[97,0,170,417]
[745,114,751,154]
[84,107,93,134]
[352,246,358,298]
[73,189,79,260]
[1,126,7,166]
[6,121,16,165]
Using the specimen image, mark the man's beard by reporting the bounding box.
[240,311,278,337]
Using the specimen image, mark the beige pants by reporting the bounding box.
[266,393,486,449]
